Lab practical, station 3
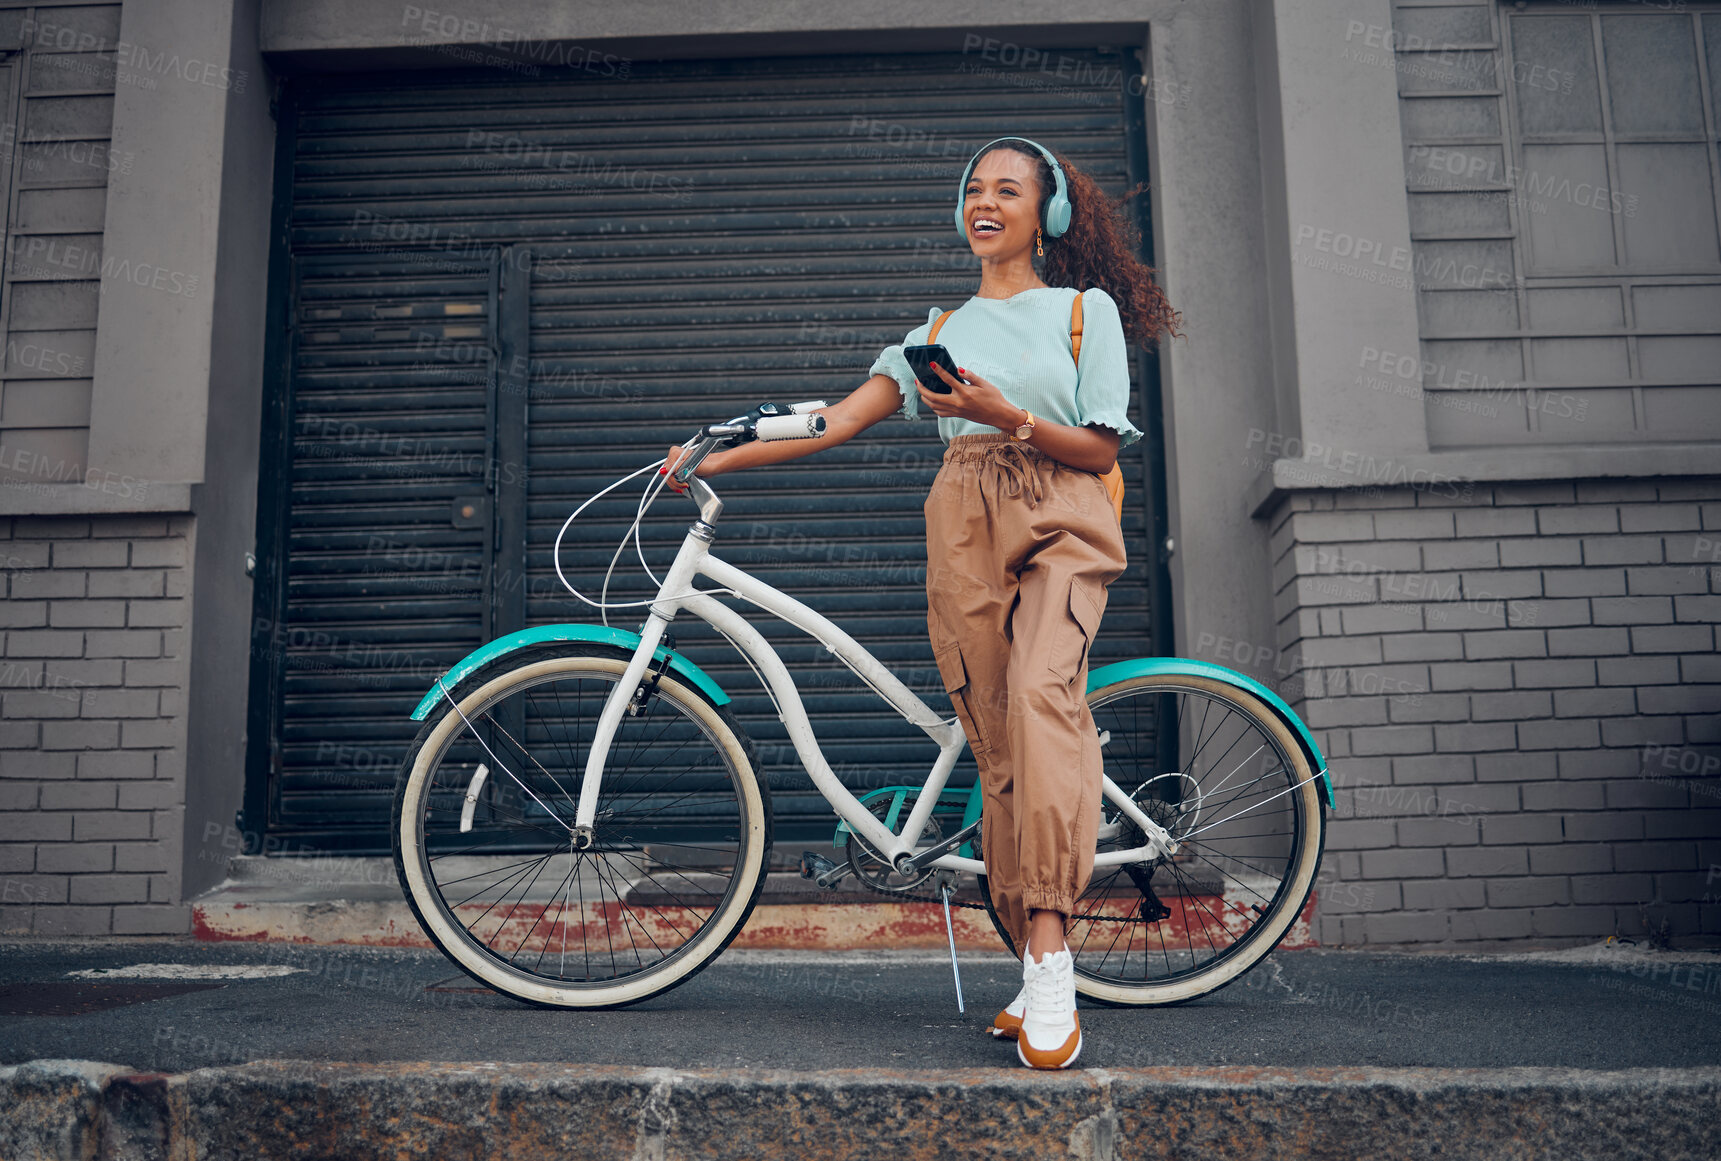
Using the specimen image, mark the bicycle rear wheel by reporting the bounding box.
[981,672,1324,1006]
[392,645,770,1008]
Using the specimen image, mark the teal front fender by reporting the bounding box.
[1087,658,1335,810]
[410,624,730,721]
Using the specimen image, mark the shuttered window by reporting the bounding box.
[1402,5,1721,445]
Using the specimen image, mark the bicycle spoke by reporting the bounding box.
[592,855,665,965]
[1182,843,1288,894]
[1184,771,1322,840]
[1194,739,1266,804]
[485,699,583,815]
[510,859,579,967]
[451,856,543,915]
[485,848,557,954]
[575,852,590,980]
[1198,760,1292,823]
[437,854,552,891]
[605,864,716,939]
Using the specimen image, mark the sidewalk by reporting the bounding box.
[4,936,1720,1158]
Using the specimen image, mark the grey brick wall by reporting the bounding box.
[1262,479,1721,945]
[0,514,192,935]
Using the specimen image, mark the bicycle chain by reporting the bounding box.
[841,847,1153,924]
[845,867,989,911]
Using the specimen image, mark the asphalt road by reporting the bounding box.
[3,938,1719,1075]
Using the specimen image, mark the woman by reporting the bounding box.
[665,137,1180,1068]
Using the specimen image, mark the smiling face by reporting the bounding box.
[962,146,1044,257]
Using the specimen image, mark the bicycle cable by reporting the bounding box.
[547,429,816,727]
[552,441,744,626]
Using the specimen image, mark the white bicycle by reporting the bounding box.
[392,403,1332,1009]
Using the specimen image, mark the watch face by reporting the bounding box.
[1015,422,1033,439]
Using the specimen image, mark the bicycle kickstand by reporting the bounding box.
[936,871,965,1015]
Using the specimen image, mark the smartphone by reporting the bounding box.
[902,344,967,394]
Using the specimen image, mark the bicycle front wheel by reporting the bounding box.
[982,672,1325,1006]
[392,645,770,1008]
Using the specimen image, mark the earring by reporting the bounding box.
[1036,226,1044,257]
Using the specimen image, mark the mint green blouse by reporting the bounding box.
[869,285,1142,448]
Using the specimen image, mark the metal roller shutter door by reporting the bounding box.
[256,48,1163,851]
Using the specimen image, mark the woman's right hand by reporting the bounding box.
[661,445,718,493]
[661,445,689,492]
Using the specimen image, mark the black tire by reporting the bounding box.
[392,644,770,1008]
[979,673,1325,1006]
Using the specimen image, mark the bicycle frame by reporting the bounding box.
[570,473,1178,874]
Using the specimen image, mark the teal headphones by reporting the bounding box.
[953,136,1072,240]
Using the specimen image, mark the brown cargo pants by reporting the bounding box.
[923,434,1129,952]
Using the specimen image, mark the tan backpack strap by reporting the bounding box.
[1100,461,1124,523]
[927,309,956,345]
[1074,291,1121,523]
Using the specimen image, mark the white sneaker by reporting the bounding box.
[990,985,1026,1039]
[1016,946,1081,1069]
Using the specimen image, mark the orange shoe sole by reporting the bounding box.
[990,1009,1023,1040]
[1016,1014,1082,1070]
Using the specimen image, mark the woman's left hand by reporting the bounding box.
[916,362,1023,431]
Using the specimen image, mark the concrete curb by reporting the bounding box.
[3,1059,1718,1160]
[0,1060,130,1161]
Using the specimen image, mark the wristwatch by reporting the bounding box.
[1011,409,1036,442]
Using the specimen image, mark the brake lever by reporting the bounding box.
[699,402,793,451]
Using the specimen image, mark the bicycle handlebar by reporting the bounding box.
[697,400,828,443]
[755,412,827,441]
[675,400,829,489]
[556,400,834,614]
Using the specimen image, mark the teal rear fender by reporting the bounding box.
[1087,658,1335,810]
[410,624,730,721]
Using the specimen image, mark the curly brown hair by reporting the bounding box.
[975,140,1183,348]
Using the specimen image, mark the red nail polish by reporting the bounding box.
[958,367,968,375]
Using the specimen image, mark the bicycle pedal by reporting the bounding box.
[799,851,850,889]
[799,851,836,879]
